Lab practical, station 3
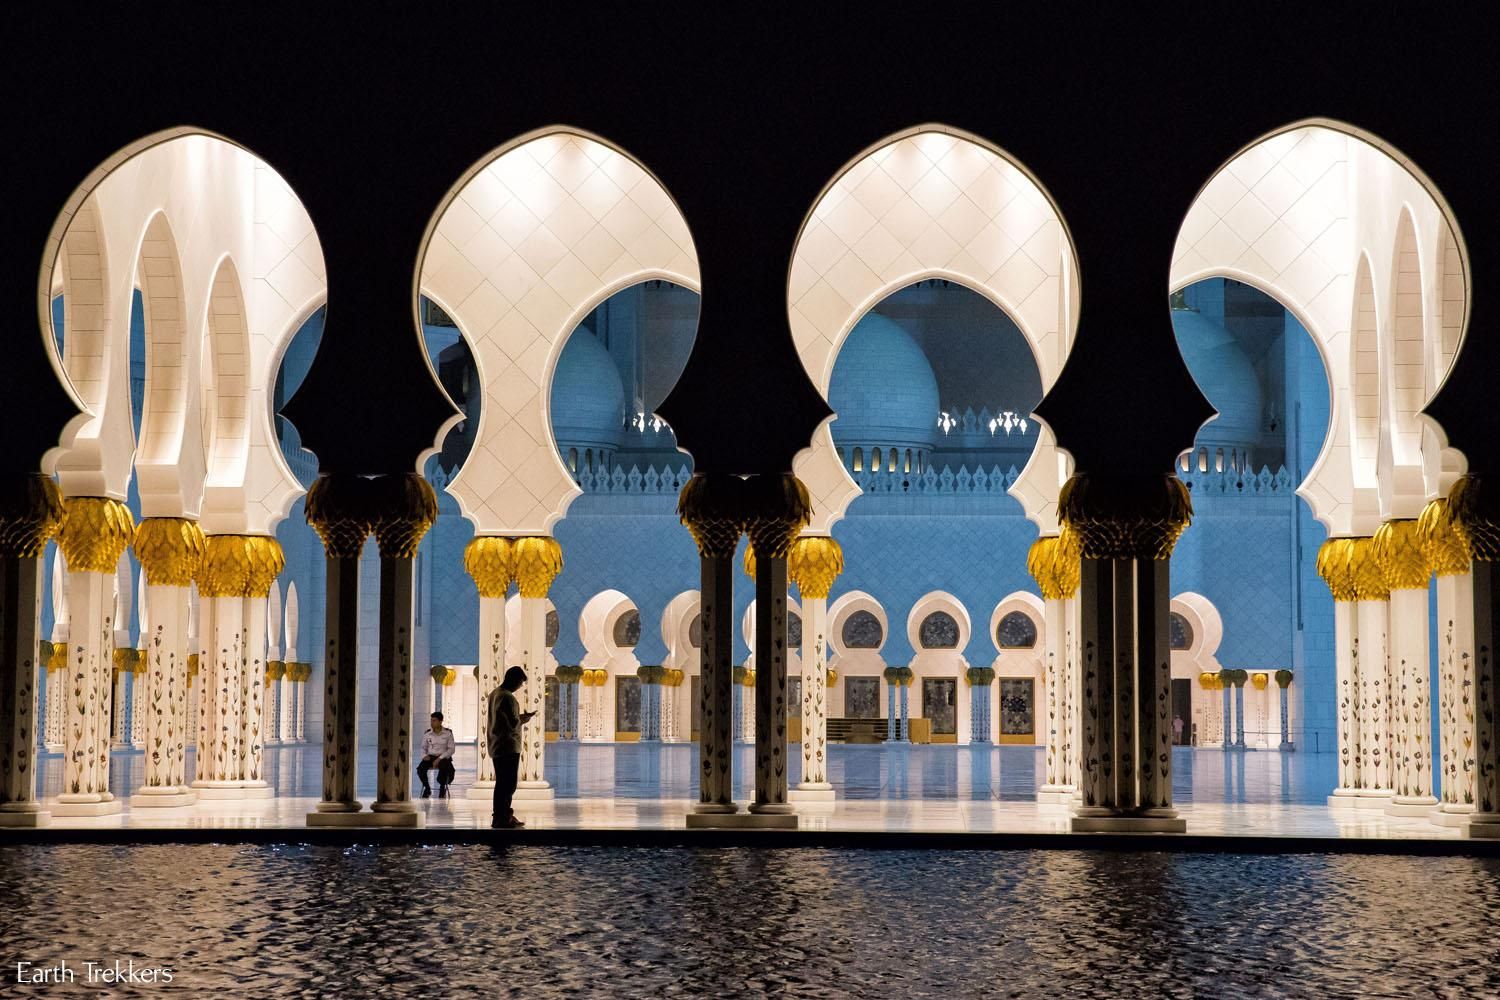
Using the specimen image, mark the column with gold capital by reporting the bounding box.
[789,533,841,803]
[513,536,561,801]
[681,474,745,823]
[745,474,809,824]
[0,474,65,826]
[1446,476,1500,837]
[1317,538,1362,804]
[305,474,373,823]
[1030,529,1081,803]
[192,535,252,797]
[1348,537,1392,805]
[239,537,285,797]
[367,474,435,823]
[1375,519,1438,814]
[129,516,205,807]
[1420,497,1477,825]
[463,536,514,799]
[54,495,134,815]
[1062,474,1189,833]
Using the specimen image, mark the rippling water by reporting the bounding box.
[2,845,1497,998]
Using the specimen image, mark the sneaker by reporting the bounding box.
[420,787,431,798]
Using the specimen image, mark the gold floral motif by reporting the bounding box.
[788,535,843,600]
[58,497,134,573]
[1057,473,1191,560]
[0,473,65,558]
[513,536,563,598]
[1316,538,1359,601]
[1373,519,1429,590]
[463,536,515,598]
[133,517,207,586]
[371,473,437,559]
[1418,497,1471,576]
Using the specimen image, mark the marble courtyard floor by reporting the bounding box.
[14,742,1494,847]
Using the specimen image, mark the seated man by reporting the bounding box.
[416,711,457,798]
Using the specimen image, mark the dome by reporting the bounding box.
[550,327,625,455]
[829,313,939,451]
[1172,309,1265,450]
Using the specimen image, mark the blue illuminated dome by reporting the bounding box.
[551,327,626,463]
[829,313,939,455]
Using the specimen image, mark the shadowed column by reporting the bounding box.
[1447,476,1500,837]
[0,475,64,827]
[1420,497,1477,825]
[464,536,514,800]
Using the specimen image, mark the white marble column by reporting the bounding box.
[110,556,131,747]
[1415,498,1475,826]
[239,544,281,798]
[0,477,62,828]
[514,537,560,801]
[1065,593,1081,793]
[128,569,149,748]
[790,535,840,804]
[1351,537,1392,804]
[130,517,204,807]
[463,536,513,800]
[1376,520,1437,815]
[265,580,282,747]
[55,497,133,816]
[44,549,68,751]
[192,596,214,776]
[194,561,246,797]
[1029,533,1079,803]
[1320,535,1361,806]
[281,584,299,743]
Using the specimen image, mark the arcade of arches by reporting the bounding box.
[3,122,1498,840]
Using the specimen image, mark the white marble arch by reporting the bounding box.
[988,591,1045,746]
[578,590,640,741]
[42,129,325,534]
[828,590,888,721]
[659,590,700,740]
[1170,119,1469,535]
[787,124,1082,536]
[416,126,700,536]
[906,590,972,744]
[1170,592,1226,747]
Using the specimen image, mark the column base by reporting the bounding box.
[130,787,199,808]
[51,798,122,817]
[1070,812,1187,834]
[1468,813,1500,839]
[1356,789,1394,809]
[1387,794,1440,816]
[788,783,835,804]
[687,811,798,829]
[691,802,740,815]
[514,782,554,801]
[308,809,422,828]
[1279,741,1296,752]
[466,780,496,800]
[1327,789,1363,809]
[0,804,52,827]
[190,781,246,800]
[1431,804,1474,828]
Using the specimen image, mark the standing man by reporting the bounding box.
[487,666,535,829]
[416,712,457,798]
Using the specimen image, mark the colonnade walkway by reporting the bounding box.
[15,742,1480,842]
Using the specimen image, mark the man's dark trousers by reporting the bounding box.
[417,756,455,792]
[493,751,521,823]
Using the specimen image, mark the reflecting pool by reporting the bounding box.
[2,845,1497,997]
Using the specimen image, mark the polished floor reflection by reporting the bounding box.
[2,843,1497,998]
[22,742,1482,840]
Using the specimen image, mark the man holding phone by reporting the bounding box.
[487,665,535,829]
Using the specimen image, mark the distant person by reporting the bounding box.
[417,712,456,798]
[1172,714,1185,746]
[487,666,535,829]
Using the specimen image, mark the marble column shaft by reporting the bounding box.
[751,551,791,812]
[698,552,735,811]
[0,554,45,820]
[373,553,418,813]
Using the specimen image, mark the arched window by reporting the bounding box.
[688,613,702,649]
[888,449,897,472]
[841,610,883,649]
[996,611,1037,649]
[919,611,959,649]
[546,609,560,648]
[613,609,641,648]
[904,449,912,474]
[788,611,802,648]
[872,447,882,471]
[1169,612,1193,651]
[568,447,578,472]
[585,449,594,473]
[836,447,845,467]
[853,448,863,472]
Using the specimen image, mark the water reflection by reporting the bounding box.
[1,845,1497,998]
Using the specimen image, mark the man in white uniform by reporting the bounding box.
[416,712,457,798]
